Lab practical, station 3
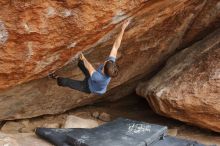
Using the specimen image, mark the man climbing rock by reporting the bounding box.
[49,20,130,95]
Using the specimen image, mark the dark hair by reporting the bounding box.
[104,61,119,77]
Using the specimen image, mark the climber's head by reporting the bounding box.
[103,60,119,78]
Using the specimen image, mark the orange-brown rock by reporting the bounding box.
[136,29,220,132]
[0,0,219,120]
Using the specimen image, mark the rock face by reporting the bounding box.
[136,29,220,132]
[0,0,220,120]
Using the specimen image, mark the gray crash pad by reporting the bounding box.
[35,118,206,146]
[151,136,205,146]
[35,128,75,146]
[67,130,146,146]
[90,118,167,145]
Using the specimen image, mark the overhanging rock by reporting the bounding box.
[0,0,220,120]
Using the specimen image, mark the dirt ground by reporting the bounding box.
[1,94,219,145]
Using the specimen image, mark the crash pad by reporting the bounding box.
[35,118,206,146]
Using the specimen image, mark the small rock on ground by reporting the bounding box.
[91,111,100,119]
[168,129,178,137]
[42,123,60,128]
[99,112,111,122]
[20,127,34,133]
[63,115,99,128]
[1,122,25,133]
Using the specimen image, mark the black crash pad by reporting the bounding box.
[35,118,206,146]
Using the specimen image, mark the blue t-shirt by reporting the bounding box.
[88,56,116,95]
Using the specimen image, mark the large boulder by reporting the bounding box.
[0,0,219,120]
[136,29,220,132]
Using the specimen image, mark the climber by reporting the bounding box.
[49,20,130,95]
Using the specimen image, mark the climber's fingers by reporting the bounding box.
[79,53,84,60]
[122,19,130,29]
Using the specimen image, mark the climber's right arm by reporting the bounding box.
[109,20,130,58]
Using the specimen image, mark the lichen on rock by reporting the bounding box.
[0,20,8,45]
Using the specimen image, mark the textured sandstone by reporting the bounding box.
[181,0,220,48]
[136,29,220,132]
[0,0,219,120]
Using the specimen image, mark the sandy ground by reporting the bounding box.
[1,94,219,145]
